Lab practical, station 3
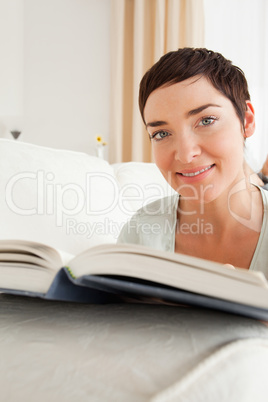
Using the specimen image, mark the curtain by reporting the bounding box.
[110,0,204,163]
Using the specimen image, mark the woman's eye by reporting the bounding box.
[198,116,217,126]
[151,131,170,140]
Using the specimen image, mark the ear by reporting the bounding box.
[244,101,255,138]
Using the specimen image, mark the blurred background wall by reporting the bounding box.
[0,0,267,168]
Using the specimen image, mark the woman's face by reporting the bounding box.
[144,76,255,204]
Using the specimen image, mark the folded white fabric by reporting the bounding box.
[151,337,268,402]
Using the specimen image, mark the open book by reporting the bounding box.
[0,239,268,320]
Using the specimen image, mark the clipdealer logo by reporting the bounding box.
[4,170,173,227]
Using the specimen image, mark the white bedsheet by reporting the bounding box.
[1,294,268,401]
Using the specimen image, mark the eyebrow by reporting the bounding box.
[146,120,168,129]
[187,103,221,117]
[145,103,221,129]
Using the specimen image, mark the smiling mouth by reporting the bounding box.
[179,164,215,177]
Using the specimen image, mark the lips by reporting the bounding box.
[178,164,215,177]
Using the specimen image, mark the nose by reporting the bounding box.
[174,133,201,164]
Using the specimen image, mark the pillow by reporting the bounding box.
[0,139,129,254]
[113,162,176,213]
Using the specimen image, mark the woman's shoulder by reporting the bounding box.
[249,186,268,275]
[117,194,178,250]
[259,186,268,208]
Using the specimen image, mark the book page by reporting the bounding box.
[68,243,268,309]
[70,243,268,287]
[0,239,73,270]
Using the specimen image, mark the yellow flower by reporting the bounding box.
[95,135,107,146]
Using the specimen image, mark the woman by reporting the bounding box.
[117,48,268,275]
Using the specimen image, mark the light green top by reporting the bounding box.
[117,187,268,277]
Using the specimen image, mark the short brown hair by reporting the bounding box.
[139,48,250,129]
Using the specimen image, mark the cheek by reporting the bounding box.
[208,129,244,161]
[152,145,172,170]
